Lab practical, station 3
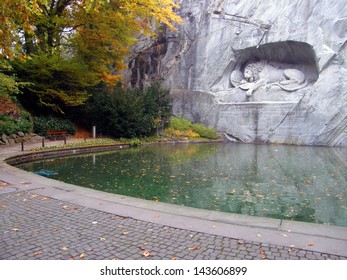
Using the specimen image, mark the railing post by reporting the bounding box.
[42,137,45,147]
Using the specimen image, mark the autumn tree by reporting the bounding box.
[0,0,182,113]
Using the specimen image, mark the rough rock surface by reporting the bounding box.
[126,0,347,146]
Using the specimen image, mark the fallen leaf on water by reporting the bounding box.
[281,234,288,237]
[99,237,106,241]
[171,256,177,260]
[237,240,245,245]
[307,243,315,247]
[62,247,68,251]
[31,194,40,198]
[139,246,146,251]
[257,234,262,237]
[0,205,7,209]
[41,197,50,201]
[122,232,129,235]
[260,250,266,255]
[143,251,154,257]
[79,253,85,259]
[188,246,199,251]
[92,221,98,224]
[33,251,43,256]
[12,228,20,232]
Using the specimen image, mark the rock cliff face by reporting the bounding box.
[126,0,347,146]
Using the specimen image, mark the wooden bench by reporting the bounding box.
[46,130,68,140]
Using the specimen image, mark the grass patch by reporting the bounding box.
[29,138,123,151]
[164,117,219,140]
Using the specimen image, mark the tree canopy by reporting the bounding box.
[0,0,182,113]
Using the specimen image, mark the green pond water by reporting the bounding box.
[17,143,347,227]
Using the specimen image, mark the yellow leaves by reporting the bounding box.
[188,246,199,251]
[138,243,154,257]
[0,181,9,187]
[120,0,182,31]
[62,205,79,211]
[143,250,154,257]
[101,72,123,86]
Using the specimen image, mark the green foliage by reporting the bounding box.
[10,54,94,114]
[120,138,142,147]
[169,117,193,132]
[166,117,219,140]
[191,123,219,139]
[0,61,31,100]
[33,116,76,136]
[0,110,33,135]
[0,73,22,99]
[83,82,172,138]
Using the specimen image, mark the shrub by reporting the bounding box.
[191,123,219,139]
[0,111,33,135]
[169,117,192,132]
[165,117,219,140]
[34,116,76,136]
[121,138,142,146]
[82,82,172,138]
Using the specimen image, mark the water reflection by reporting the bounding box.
[17,143,347,227]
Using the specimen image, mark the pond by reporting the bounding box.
[16,143,347,227]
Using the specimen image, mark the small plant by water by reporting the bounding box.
[165,116,219,140]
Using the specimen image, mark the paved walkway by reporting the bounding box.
[1,140,347,260]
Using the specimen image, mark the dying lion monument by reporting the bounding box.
[230,61,308,97]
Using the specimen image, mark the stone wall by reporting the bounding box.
[0,132,42,146]
[126,0,347,146]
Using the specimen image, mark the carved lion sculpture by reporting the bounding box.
[230,61,308,97]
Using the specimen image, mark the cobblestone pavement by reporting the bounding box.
[1,191,345,260]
